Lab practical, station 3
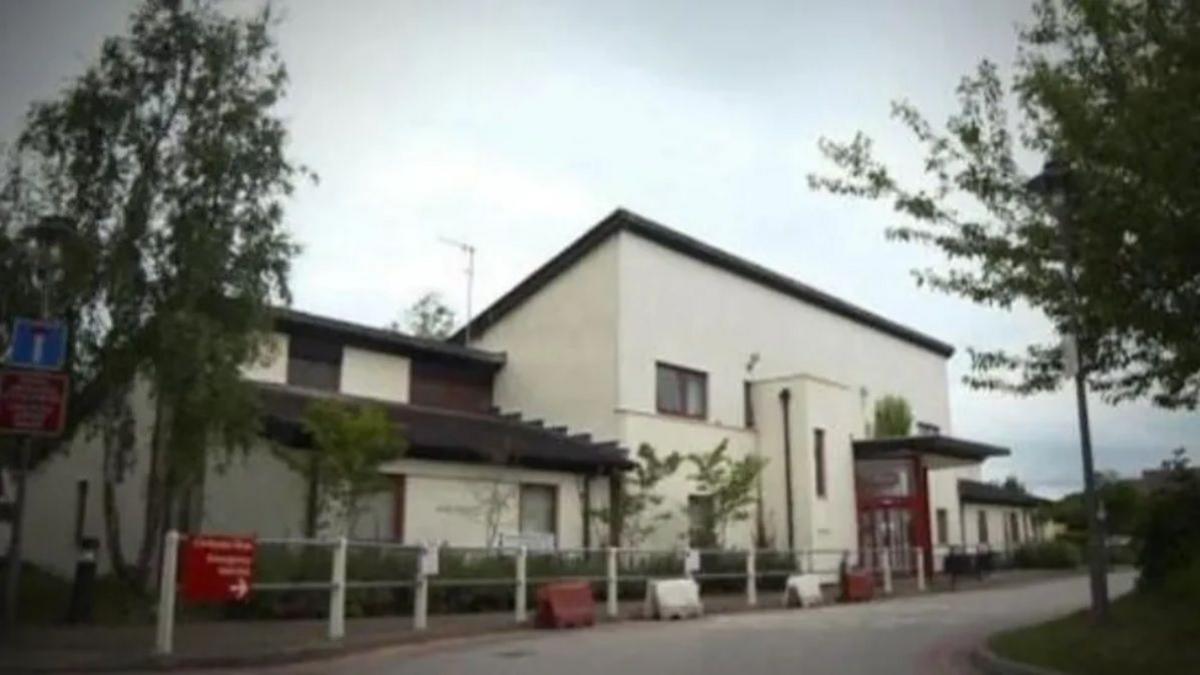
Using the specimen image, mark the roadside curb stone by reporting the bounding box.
[970,643,1067,675]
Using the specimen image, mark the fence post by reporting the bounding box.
[746,548,757,607]
[414,545,431,631]
[328,537,348,640]
[515,546,528,624]
[881,548,893,595]
[915,546,926,592]
[606,547,618,618]
[154,530,180,656]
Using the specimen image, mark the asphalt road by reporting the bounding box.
[215,571,1135,675]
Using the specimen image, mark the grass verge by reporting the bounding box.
[990,590,1200,675]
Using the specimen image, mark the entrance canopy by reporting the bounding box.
[853,435,1009,469]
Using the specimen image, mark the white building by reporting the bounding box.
[15,309,629,577]
[957,479,1052,555]
[12,208,1046,579]
[461,209,1016,567]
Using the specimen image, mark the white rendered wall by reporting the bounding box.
[380,458,592,549]
[339,346,410,403]
[474,236,621,442]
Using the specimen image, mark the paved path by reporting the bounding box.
[192,571,1134,675]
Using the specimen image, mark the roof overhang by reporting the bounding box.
[853,435,1010,469]
[255,382,632,474]
[274,307,505,371]
[958,479,1049,508]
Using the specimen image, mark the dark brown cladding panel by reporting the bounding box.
[409,359,494,413]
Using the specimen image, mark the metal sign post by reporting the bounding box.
[2,319,70,630]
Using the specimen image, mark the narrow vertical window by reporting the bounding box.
[978,510,989,544]
[519,483,558,545]
[935,508,949,545]
[814,428,826,498]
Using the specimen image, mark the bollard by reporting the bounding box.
[515,546,528,623]
[414,544,433,631]
[881,548,893,595]
[154,530,180,656]
[606,547,618,618]
[915,546,926,592]
[746,548,757,607]
[328,537,348,640]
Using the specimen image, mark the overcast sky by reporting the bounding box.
[2,0,1197,496]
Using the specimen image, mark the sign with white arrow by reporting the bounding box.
[181,534,256,603]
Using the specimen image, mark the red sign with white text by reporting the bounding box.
[0,370,68,436]
[182,535,256,603]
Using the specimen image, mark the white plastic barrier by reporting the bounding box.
[644,578,703,620]
[782,574,824,608]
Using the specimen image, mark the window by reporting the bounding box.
[813,428,827,498]
[1009,512,1021,545]
[656,363,707,419]
[687,495,716,547]
[916,422,940,436]
[743,381,754,428]
[287,334,342,391]
[935,508,949,545]
[977,510,989,544]
[519,484,557,542]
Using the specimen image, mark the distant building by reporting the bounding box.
[957,479,1053,553]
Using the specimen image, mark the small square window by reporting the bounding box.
[655,363,707,419]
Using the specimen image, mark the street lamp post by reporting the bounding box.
[1026,159,1109,621]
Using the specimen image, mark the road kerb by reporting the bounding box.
[971,643,1067,675]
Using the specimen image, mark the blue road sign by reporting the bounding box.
[7,319,68,371]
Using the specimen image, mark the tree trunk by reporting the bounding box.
[101,476,130,577]
[134,398,172,590]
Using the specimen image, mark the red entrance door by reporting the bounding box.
[855,457,932,574]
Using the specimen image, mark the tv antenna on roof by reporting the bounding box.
[439,236,476,343]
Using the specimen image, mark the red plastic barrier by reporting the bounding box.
[535,581,596,629]
[841,568,875,602]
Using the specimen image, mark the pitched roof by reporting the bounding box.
[958,479,1049,507]
[274,307,504,369]
[255,382,632,473]
[454,208,955,357]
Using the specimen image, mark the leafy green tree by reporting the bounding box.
[684,440,767,548]
[873,395,914,438]
[394,291,456,339]
[0,0,310,586]
[593,444,682,548]
[810,0,1200,409]
[1003,475,1028,493]
[292,400,407,537]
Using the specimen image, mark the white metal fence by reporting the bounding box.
[154,531,927,656]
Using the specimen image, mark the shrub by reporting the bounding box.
[1137,459,1200,592]
[1162,558,1200,607]
[1013,541,1081,569]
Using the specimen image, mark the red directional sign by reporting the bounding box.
[0,370,68,436]
[182,535,256,603]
